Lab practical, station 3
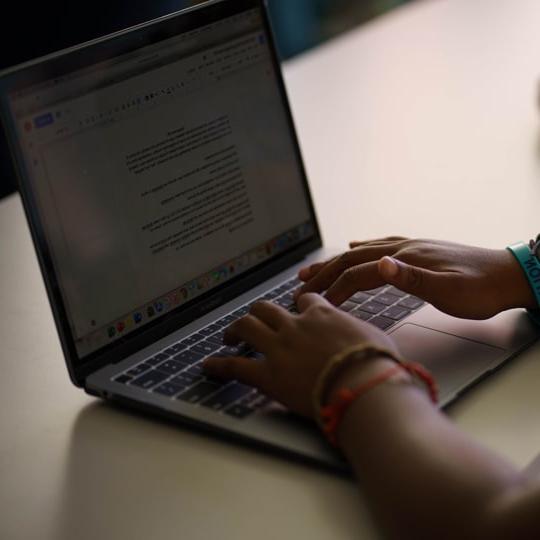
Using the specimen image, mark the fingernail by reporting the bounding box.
[380,256,399,278]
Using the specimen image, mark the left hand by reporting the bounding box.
[294,237,536,319]
[203,293,397,418]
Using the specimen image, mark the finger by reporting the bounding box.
[250,300,291,330]
[324,261,384,305]
[296,292,331,313]
[378,256,450,300]
[298,256,337,282]
[223,314,274,350]
[296,245,398,298]
[349,236,408,248]
[203,356,268,390]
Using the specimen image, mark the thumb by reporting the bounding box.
[378,256,436,299]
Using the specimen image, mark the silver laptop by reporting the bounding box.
[1,0,537,470]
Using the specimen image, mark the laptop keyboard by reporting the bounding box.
[112,277,425,419]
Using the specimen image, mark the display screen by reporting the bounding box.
[5,5,314,357]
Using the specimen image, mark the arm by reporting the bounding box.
[204,238,540,539]
[332,360,540,539]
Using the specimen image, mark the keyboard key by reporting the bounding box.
[349,291,370,304]
[358,301,386,315]
[382,305,411,321]
[155,360,186,375]
[370,316,395,330]
[186,364,204,376]
[130,370,169,390]
[224,404,254,419]
[232,306,249,317]
[114,374,132,384]
[286,277,302,287]
[174,350,204,365]
[372,293,400,306]
[171,372,203,386]
[192,341,221,356]
[154,382,186,397]
[274,285,290,294]
[262,290,281,300]
[242,392,271,409]
[170,342,187,353]
[177,381,222,404]
[365,286,387,296]
[351,309,372,321]
[153,352,170,361]
[274,297,292,308]
[145,355,167,366]
[206,331,226,345]
[218,315,237,326]
[126,363,153,377]
[218,345,243,356]
[201,383,253,411]
[398,296,425,310]
[339,301,357,312]
[199,324,222,336]
[385,286,407,298]
[181,334,205,346]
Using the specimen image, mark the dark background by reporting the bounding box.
[0,0,410,199]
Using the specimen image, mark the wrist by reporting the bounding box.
[335,373,432,450]
[497,249,537,311]
[325,355,410,405]
[314,344,438,446]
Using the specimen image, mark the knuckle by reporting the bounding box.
[341,267,358,285]
[394,248,414,263]
[338,251,354,268]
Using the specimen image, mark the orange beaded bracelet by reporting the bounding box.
[312,344,438,447]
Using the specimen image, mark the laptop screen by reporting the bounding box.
[3,2,315,358]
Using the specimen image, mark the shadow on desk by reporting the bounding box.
[52,401,374,540]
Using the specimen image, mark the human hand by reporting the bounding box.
[203,294,397,418]
[295,237,536,320]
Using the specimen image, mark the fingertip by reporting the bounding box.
[298,267,310,281]
[379,256,400,280]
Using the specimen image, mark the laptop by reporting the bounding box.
[1,0,538,470]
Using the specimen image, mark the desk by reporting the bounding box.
[2,0,540,538]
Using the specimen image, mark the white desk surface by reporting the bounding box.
[2,0,540,538]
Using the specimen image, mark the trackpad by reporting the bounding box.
[390,323,506,403]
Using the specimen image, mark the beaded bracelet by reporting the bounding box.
[312,343,438,446]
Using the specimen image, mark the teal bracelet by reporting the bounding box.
[507,242,540,324]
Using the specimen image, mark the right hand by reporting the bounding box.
[295,237,536,320]
[204,293,400,418]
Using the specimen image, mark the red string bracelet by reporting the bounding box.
[320,361,438,447]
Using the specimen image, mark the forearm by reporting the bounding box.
[336,375,531,539]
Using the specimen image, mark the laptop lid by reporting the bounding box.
[0,0,321,386]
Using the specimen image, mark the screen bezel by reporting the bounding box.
[0,0,322,387]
